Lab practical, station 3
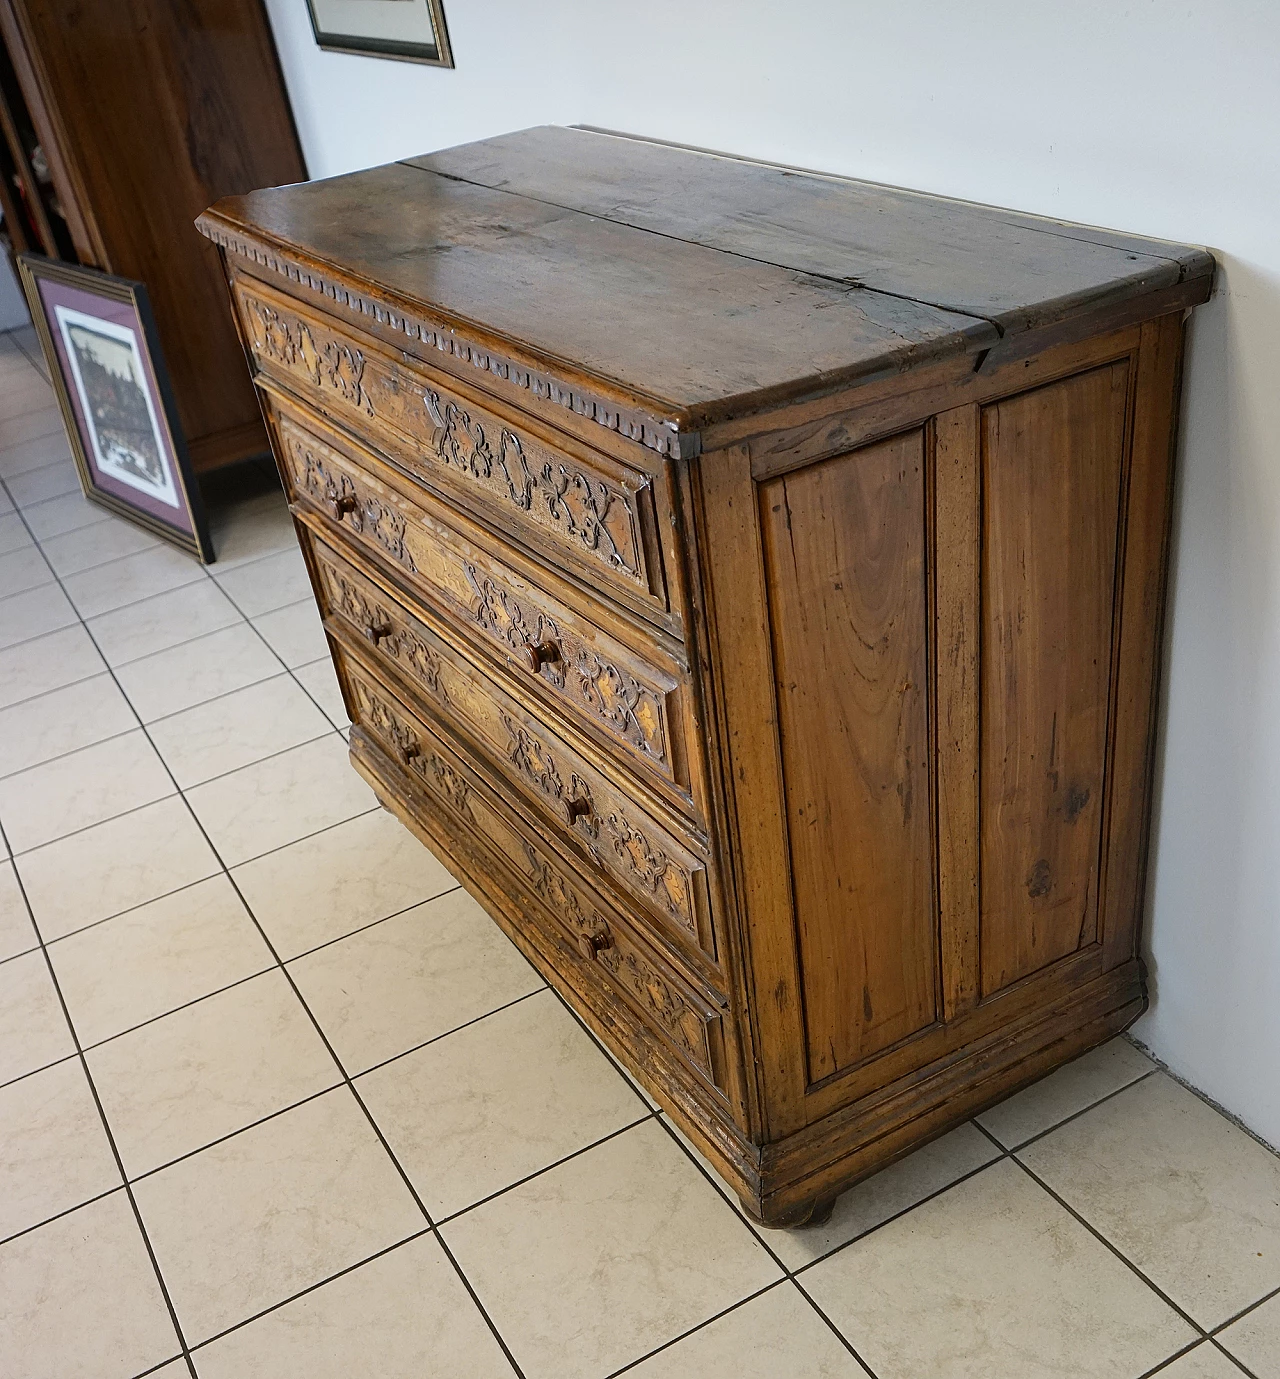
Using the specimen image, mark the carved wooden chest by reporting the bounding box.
[199,127,1213,1226]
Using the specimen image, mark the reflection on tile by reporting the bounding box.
[289,890,543,1075]
[0,671,135,777]
[191,1233,512,1379]
[0,729,174,854]
[359,989,642,1217]
[0,543,52,596]
[186,734,376,866]
[293,655,350,728]
[233,808,456,959]
[444,1120,781,1379]
[0,950,75,1085]
[1020,1073,1280,1328]
[40,515,160,577]
[88,969,340,1178]
[0,622,104,710]
[627,1283,866,1379]
[0,1191,179,1376]
[6,459,81,507]
[48,875,272,1047]
[87,577,241,666]
[114,620,282,722]
[0,1058,118,1240]
[214,546,311,617]
[0,580,77,651]
[0,860,37,961]
[804,1160,1194,1379]
[1218,1291,1280,1378]
[19,489,108,542]
[977,1037,1155,1148]
[253,598,329,668]
[62,543,205,619]
[134,1088,423,1344]
[749,1122,1003,1270]
[149,673,331,787]
[19,795,220,941]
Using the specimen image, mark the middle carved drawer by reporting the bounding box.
[310,535,720,972]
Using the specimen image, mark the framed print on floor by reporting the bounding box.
[17,254,214,563]
[307,0,453,67]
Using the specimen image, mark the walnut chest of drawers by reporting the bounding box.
[199,126,1214,1227]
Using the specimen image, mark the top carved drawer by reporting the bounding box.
[231,274,671,624]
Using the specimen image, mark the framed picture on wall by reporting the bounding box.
[16,254,214,562]
[307,0,454,67]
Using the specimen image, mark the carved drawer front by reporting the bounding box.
[328,599,718,970]
[296,492,697,818]
[235,274,668,618]
[345,661,729,1092]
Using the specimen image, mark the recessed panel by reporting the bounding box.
[761,429,937,1083]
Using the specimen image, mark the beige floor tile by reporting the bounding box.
[0,402,63,449]
[444,1119,781,1379]
[0,510,31,555]
[39,515,160,577]
[803,1159,1194,1379]
[0,951,75,1085]
[627,1283,866,1379]
[1219,1291,1280,1377]
[186,734,376,866]
[0,860,36,961]
[47,875,273,1047]
[1020,1073,1280,1328]
[752,1122,1002,1270]
[0,622,104,709]
[214,546,311,617]
[134,1087,423,1344]
[0,1193,180,1378]
[0,1058,118,1240]
[0,580,77,650]
[233,808,457,959]
[0,374,53,420]
[1159,1341,1265,1378]
[191,1233,511,1379]
[205,488,295,572]
[289,890,543,1075]
[0,428,71,478]
[114,620,282,722]
[22,489,110,541]
[292,655,350,727]
[977,1037,1156,1148]
[252,598,329,668]
[0,671,136,777]
[88,968,340,1178]
[359,989,643,1217]
[62,544,206,619]
[147,1364,190,1378]
[0,484,10,514]
[7,459,81,507]
[19,795,220,941]
[0,543,52,596]
[149,673,332,787]
[88,577,242,666]
[0,729,174,854]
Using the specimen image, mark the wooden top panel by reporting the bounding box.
[200,125,1212,441]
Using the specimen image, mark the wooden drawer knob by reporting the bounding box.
[363,621,393,646]
[577,927,612,961]
[564,795,593,826]
[327,492,358,520]
[521,639,561,673]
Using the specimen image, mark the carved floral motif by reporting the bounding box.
[251,298,374,417]
[599,811,695,936]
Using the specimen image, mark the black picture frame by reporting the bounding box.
[307,0,454,68]
[16,253,214,563]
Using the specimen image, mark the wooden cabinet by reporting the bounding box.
[199,125,1213,1226]
[0,0,305,471]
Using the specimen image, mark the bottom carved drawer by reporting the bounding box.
[344,654,731,1093]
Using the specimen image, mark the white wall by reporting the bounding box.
[263,0,1280,1147]
[0,254,30,331]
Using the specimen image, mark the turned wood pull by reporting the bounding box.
[395,741,421,767]
[363,621,392,645]
[327,492,358,520]
[564,795,592,826]
[577,927,612,961]
[521,638,561,673]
